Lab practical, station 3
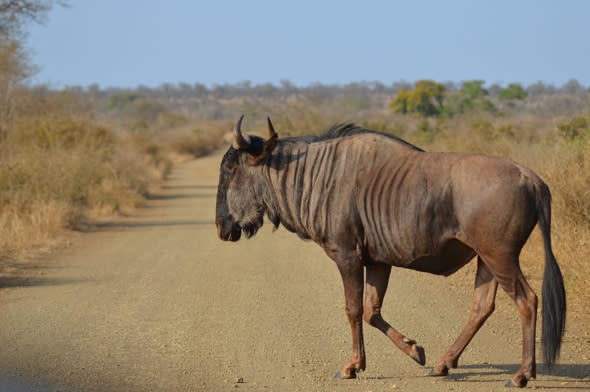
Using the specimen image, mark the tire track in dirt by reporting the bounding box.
[0,152,588,391]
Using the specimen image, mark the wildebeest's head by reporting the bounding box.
[215,115,278,241]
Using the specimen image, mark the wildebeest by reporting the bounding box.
[215,115,566,388]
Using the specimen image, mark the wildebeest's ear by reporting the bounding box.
[244,117,279,166]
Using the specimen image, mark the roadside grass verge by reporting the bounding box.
[0,94,227,261]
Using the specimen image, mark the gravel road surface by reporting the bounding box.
[1,152,588,391]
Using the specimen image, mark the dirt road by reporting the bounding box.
[0,152,588,391]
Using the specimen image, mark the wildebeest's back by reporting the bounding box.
[352,135,541,270]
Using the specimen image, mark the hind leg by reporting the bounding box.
[430,257,498,376]
[481,253,538,388]
[363,262,426,365]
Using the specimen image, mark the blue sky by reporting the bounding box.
[27,0,590,88]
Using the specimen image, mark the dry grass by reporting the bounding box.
[159,120,230,158]
[0,84,231,263]
[0,139,154,259]
[0,200,70,259]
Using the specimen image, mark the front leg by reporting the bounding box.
[364,262,426,366]
[335,260,365,379]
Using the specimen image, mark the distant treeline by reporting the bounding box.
[37,78,588,136]
[70,79,589,100]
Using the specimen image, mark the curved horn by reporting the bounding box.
[232,114,251,149]
[267,117,277,139]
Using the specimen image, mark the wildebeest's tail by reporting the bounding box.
[536,181,566,367]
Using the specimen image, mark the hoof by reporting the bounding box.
[505,378,528,388]
[428,367,448,377]
[409,344,426,366]
[334,370,357,380]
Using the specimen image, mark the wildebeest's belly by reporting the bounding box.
[400,239,476,276]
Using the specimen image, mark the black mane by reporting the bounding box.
[280,123,424,152]
[319,123,425,151]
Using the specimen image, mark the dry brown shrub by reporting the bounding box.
[0,200,71,260]
[0,92,175,261]
[158,120,230,157]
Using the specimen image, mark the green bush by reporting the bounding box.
[107,92,142,110]
[499,83,528,101]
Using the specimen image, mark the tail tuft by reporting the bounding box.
[541,252,566,366]
[537,183,566,367]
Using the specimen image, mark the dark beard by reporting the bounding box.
[242,214,264,239]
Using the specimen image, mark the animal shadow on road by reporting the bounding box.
[89,219,213,231]
[145,183,217,201]
[442,363,590,388]
[0,261,85,290]
[82,181,218,231]
[161,184,217,190]
[145,192,215,201]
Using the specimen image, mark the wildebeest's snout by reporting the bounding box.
[216,216,242,242]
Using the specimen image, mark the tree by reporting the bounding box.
[0,0,58,37]
[410,80,446,116]
[561,79,584,95]
[0,1,62,139]
[390,88,410,114]
[0,38,31,99]
[460,80,487,99]
[527,81,555,97]
[499,83,528,101]
[390,80,447,117]
[451,80,497,114]
[107,91,142,110]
